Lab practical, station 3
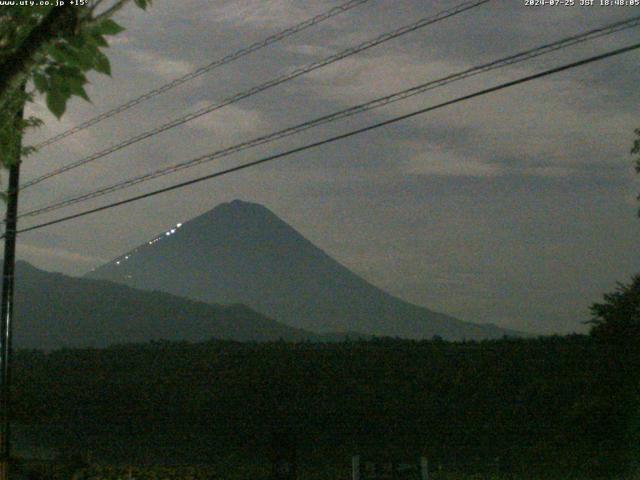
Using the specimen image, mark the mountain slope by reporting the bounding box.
[13,261,319,350]
[87,200,519,340]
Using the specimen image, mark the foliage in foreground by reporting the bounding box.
[11,334,640,479]
[16,460,614,480]
[0,0,152,169]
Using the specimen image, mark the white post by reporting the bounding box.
[420,457,428,480]
[352,456,361,480]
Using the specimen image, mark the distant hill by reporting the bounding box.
[13,262,324,350]
[87,200,521,340]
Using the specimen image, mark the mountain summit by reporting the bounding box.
[87,200,517,340]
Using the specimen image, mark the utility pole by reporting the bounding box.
[0,97,24,480]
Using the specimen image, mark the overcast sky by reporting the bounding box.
[15,0,640,334]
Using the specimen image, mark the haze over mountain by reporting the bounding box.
[13,261,321,350]
[87,200,520,340]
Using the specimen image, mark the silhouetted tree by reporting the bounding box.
[589,275,640,341]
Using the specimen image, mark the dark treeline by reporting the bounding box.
[11,335,640,479]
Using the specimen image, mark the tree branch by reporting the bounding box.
[89,0,108,11]
[93,0,131,22]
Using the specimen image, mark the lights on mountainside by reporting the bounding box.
[112,220,185,267]
[149,236,162,245]
[130,220,185,253]
[163,225,181,237]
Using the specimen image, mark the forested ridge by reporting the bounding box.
[11,334,639,479]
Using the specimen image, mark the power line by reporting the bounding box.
[20,0,491,190]
[13,42,640,237]
[31,0,375,151]
[17,15,640,220]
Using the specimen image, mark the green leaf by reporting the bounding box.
[74,46,98,70]
[74,85,90,102]
[21,145,38,158]
[49,74,71,100]
[94,51,111,76]
[46,43,68,63]
[56,44,86,68]
[98,19,125,36]
[24,116,44,129]
[33,72,48,93]
[67,35,86,50]
[67,78,90,102]
[46,90,67,119]
[134,0,148,10]
[86,30,109,48]
[57,66,86,83]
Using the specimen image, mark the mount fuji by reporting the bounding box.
[87,200,519,340]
